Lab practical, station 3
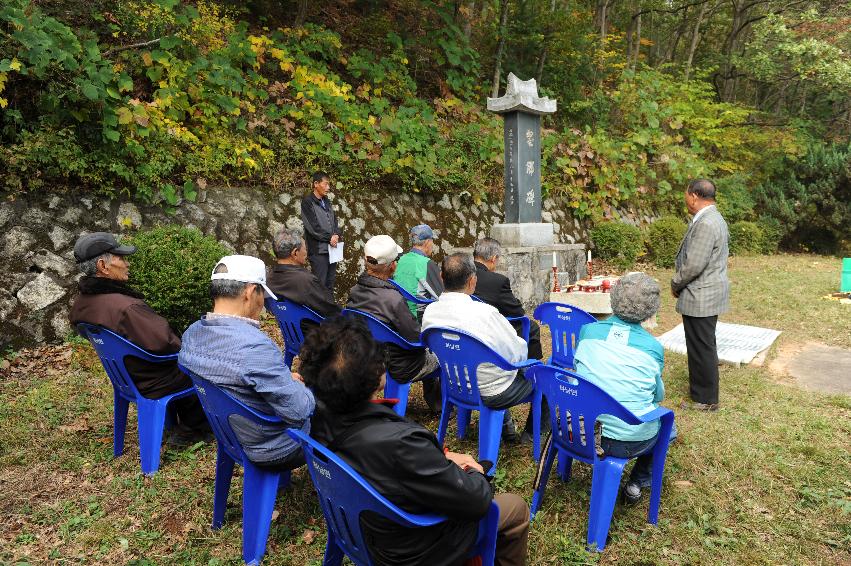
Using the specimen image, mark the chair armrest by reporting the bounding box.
[634,406,675,424]
[512,359,542,370]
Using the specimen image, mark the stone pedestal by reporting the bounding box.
[550,291,612,315]
[453,243,586,312]
[490,222,554,247]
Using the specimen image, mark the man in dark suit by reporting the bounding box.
[300,171,342,291]
[473,237,545,444]
[672,179,730,411]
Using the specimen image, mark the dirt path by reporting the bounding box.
[769,341,851,396]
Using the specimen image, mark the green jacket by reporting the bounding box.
[393,250,443,317]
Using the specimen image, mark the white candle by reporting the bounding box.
[552,251,557,268]
[587,250,592,263]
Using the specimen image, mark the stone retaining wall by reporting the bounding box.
[0,185,616,349]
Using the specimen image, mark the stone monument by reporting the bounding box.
[487,73,556,246]
[448,73,586,311]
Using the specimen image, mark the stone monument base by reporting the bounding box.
[490,222,554,247]
[453,241,587,312]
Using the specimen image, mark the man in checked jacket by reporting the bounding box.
[671,179,730,411]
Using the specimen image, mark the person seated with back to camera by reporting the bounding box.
[299,315,530,566]
[572,272,668,505]
[179,255,315,471]
[421,253,545,445]
[266,227,342,337]
[346,234,441,412]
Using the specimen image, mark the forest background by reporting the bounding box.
[1,0,849,253]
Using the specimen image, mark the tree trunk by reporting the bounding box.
[595,0,611,41]
[684,1,710,81]
[632,13,642,69]
[294,0,309,27]
[491,0,511,98]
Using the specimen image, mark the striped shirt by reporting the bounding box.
[179,315,315,463]
[574,316,665,442]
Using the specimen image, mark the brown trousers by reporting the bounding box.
[494,493,530,566]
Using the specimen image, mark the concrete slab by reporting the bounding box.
[784,344,851,396]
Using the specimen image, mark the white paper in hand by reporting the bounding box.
[328,242,344,264]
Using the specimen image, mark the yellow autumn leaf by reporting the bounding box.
[9,59,22,72]
[142,52,153,66]
[0,98,7,109]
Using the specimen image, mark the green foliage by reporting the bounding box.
[646,215,688,267]
[754,142,851,253]
[729,221,765,256]
[590,221,643,271]
[127,226,227,332]
[757,216,783,254]
[716,175,756,224]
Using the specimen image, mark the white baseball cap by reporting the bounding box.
[210,255,276,299]
[364,235,403,265]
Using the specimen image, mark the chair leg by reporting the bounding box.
[587,458,626,552]
[531,444,558,520]
[212,449,236,529]
[456,407,472,439]
[479,408,505,476]
[242,462,282,565]
[384,377,410,417]
[436,402,453,446]
[557,454,574,482]
[648,416,674,524]
[284,351,295,369]
[136,399,168,476]
[532,393,541,461]
[113,392,130,458]
[322,529,345,566]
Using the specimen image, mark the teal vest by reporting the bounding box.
[394,251,430,316]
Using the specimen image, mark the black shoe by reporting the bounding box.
[502,419,521,444]
[622,482,641,505]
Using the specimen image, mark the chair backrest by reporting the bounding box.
[341,308,420,349]
[288,429,444,566]
[76,323,176,401]
[533,302,596,368]
[265,298,324,358]
[388,278,435,305]
[421,327,518,408]
[525,364,642,462]
[178,364,283,465]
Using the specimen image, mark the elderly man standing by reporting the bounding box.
[394,224,444,319]
[422,253,537,443]
[347,235,440,411]
[573,273,667,505]
[267,227,341,335]
[472,237,543,362]
[300,171,342,292]
[69,232,209,445]
[179,255,315,470]
[672,179,730,411]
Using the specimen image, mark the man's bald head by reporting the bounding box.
[441,253,476,292]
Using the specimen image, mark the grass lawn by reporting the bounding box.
[1,253,849,565]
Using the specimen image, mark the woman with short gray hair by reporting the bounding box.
[573,272,667,506]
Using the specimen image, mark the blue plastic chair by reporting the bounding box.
[265,298,325,368]
[341,308,439,417]
[470,295,531,342]
[421,327,542,474]
[76,323,196,476]
[388,278,436,306]
[288,428,500,566]
[526,365,675,551]
[533,302,596,369]
[179,365,292,565]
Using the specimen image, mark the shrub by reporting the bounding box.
[729,221,764,256]
[127,226,228,333]
[646,215,688,268]
[590,221,643,271]
[756,216,782,254]
[716,174,755,224]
